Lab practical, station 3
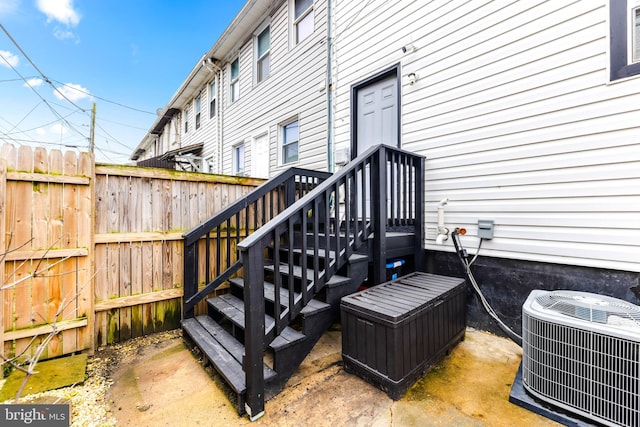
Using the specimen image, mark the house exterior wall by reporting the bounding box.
[333,0,640,278]
[219,0,330,176]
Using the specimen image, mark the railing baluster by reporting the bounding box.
[205,233,211,286]
[216,225,221,277]
[273,231,281,330]
[313,197,320,290]
[301,208,308,304]
[287,219,295,325]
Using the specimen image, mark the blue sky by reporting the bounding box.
[0,0,245,163]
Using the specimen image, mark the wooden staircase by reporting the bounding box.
[181,145,425,420]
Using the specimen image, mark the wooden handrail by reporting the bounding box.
[182,167,331,317]
[240,144,425,417]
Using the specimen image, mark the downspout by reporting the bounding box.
[203,59,224,173]
[327,0,334,173]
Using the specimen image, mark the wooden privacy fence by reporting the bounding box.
[0,144,263,360]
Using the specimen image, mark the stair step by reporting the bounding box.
[208,294,275,334]
[229,277,302,308]
[300,298,331,315]
[182,316,276,395]
[325,274,352,288]
[291,248,369,265]
[265,263,320,283]
[269,326,306,352]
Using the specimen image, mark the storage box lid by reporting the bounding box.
[341,272,465,323]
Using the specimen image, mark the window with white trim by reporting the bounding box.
[209,80,216,118]
[610,0,640,79]
[281,119,299,164]
[233,143,245,174]
[230,58,240,102]
[184,107,189,133]
[293,0,314,45]
[195,95,201,130]
[256,26,270,83]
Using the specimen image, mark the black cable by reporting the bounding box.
[451,229,522,346]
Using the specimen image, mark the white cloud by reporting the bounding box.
[0,0,19,17]
[50,123,68,136]
[0,50,19,68]
[53,83,91,102]
[53,27,75,40]
[35,128,47,136]
[24,78,44,88]
[36,0,80,26]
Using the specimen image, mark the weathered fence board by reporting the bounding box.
[1,144,93,360]
[1,144,263,359]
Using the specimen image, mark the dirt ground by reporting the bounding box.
[105,327,560,427]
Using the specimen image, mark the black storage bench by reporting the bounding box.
[341,272,466,399]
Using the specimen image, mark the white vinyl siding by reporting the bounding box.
[221,0,328,176]
[333,0,640,272]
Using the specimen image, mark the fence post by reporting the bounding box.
[0,159,5,350]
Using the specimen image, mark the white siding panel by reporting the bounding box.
[221,0,329,176]
[335,0,640,272]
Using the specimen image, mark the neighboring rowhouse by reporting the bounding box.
[135,0,640,330]
[331,0,640,327]
[131,0,330,177]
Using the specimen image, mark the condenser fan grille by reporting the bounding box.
[534,291,640,327]
[523,290,640,427]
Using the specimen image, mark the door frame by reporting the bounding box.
[350,63,402,159]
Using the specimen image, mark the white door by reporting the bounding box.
[356,75,398,156]
[354,74,399,218]
[251,133,270,178]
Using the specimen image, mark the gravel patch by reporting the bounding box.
[1,329,181,427]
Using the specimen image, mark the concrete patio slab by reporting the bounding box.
[107,327,560,426]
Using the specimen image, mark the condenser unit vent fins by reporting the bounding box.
[523,290,640,427]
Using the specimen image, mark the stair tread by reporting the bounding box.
[325,274,351,288]
[229,277,301,308]
[300,298,331,315]
[269,327,306,351]
[265,263,321,283]
[182,317,277,395]
[208,294,275,334]
[291,248,369,264]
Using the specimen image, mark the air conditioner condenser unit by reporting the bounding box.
[522,290,640,427]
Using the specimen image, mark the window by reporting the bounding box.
[633,5,640,62]
[230,58,240,102]
[256,26,270,83]
[282,120,299,164]
[209,80,216,118]
[293,0,314,45]
[233,144,245,174]
[195,96,201,130]
[610,0,640,80]
[184,108,189,133]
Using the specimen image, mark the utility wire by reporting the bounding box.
[50,79,157,116]
[0,51,88,142]
[0,23,87,113]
